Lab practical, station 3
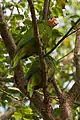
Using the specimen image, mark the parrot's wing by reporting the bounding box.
[26,57,41,97]
[12,20,56,68]
[12,27,36,68]
[27,70,41,97]
[26,56,56,82]
[17,27,34,47]
[26,57,40,79]
[12,37,36,68]
[26,56,56,97]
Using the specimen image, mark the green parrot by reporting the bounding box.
[25,56,55,97]
[13,18,57,68]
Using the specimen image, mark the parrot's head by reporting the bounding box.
[48,17,57,27]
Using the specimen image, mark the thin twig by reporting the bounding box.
[45,18,80,57]
[16,5,20,14]
[67,27,80,37]
[64,80,72,90]
[57,50,73,62]
[50,75,63,100]
[7,6,14,24]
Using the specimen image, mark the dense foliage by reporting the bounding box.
[0,0,80,120]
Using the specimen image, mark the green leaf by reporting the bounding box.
[13,14,24,20]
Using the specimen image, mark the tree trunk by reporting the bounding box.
[60,96,73,120]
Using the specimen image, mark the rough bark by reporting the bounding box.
[31,92,54,120]
[60,93,73,120]
[50,75,73,119]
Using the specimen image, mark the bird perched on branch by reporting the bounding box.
[24,55,55,97]
[12,18,57,67]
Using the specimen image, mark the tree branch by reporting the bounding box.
[57,50,73,63]
[31,92,55,120]
[45,18,80,57]
[68,24,80,103]
[68,27,80,37]
[0,6,16,58]
[42,0,50,20]
[7,6,14,24]
[62,51,74,65]
[50,75,63,101]
[57,25,80,119]
[0,5,26,94]
[27,1,54,119]
[42,1,53,117]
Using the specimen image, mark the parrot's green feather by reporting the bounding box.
[13,37,37,68]
[17,27,34,47]
[26,56,56,96]
[12,20,54,68]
